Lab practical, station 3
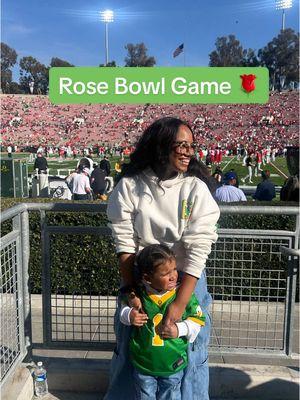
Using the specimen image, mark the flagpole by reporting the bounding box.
[183,19,186,67]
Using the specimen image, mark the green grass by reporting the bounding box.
[1,153,288,186]
[216,156,288,186]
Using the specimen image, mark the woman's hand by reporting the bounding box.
[162,300,185,328]
[127,293,143,312]
[161,323,178,339]
[162,273,198,329]
[129,308,148,327]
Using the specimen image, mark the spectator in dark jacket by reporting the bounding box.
[34,152,48,173]
[91,163,107,199]
[253,170,276,201]
[99,156,111,176]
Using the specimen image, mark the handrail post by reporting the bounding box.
[284,254,299,356]
[21,210,32,359]
[40,210,52,346]
[12,214,26,363]
[281,246,299,357]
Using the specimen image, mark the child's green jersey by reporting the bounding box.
[129,287,205,377]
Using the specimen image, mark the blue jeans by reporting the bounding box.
[104,270,212,400]
[133,368,184,400]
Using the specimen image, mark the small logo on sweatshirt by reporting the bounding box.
[196,305,203,317]
[181,200,194,219]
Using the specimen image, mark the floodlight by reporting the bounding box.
[275,0,293,9]
[100,10,114,23]
[275,0,293,30]
[99,10,114,65]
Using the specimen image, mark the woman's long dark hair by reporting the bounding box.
[187,157,219,195]
[119,117,193,181]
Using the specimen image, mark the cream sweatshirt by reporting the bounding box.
[107,168,220,278]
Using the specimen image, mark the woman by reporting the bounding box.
[105,117,220,400]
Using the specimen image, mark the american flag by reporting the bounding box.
[173,43,184,58]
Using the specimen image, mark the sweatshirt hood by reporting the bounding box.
[142,167,186,188]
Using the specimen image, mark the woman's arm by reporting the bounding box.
[119,253,144,311]
[162,273,198,327]
[118,253,135,286]
[164,182,220,328]
[107,178,142,309]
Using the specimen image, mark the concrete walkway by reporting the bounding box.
[2,354,299,400]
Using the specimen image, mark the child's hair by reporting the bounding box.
[135,244,176,282]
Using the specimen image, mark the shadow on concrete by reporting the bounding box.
[210,366,299,400]
[288,366,299,373]
[50,392,100,400]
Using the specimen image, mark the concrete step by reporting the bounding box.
[3,359,299,400]
[40,359,300,400]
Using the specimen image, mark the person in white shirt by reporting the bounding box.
[215,172,247,202]
[105,117,220,400]
[72,167,91,200]
[7,145,12,158]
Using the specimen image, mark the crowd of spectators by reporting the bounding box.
[1,92,299,202]
[0,91,298,155]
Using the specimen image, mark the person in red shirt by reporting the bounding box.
[72,148,78,159]
[210,149,215,164]
[215,148,222,165]
[198,148,204,161]
[255,150,263,177]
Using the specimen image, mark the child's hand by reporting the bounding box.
[130,309,148,327]
[161,323,178,339]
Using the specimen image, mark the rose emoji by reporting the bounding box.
[240,74,256,93]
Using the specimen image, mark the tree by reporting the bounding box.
[99,61,117,67]
[50,57,74,67]
[124,43,156,67]
[243,48,259,67]
[9,82,24,94]
[258,29,299,87]
[1,43,18,93]
[19,56,49,94]
[209,35,246,66]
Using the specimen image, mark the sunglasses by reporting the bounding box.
[172,141,198,155]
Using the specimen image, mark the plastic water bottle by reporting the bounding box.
[33,361,48,397]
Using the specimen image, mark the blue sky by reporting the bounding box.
[2,0,299,76]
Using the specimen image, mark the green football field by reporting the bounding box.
[215,156,288,186]
[2,153,289,187]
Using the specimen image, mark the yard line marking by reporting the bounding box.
[269,162,288,179]
[222,156,236,171]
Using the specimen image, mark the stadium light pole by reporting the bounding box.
[275,0,293,31]
[100,10,114,65]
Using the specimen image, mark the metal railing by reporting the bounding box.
[0,203,299,387]
[0,205,31,386]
